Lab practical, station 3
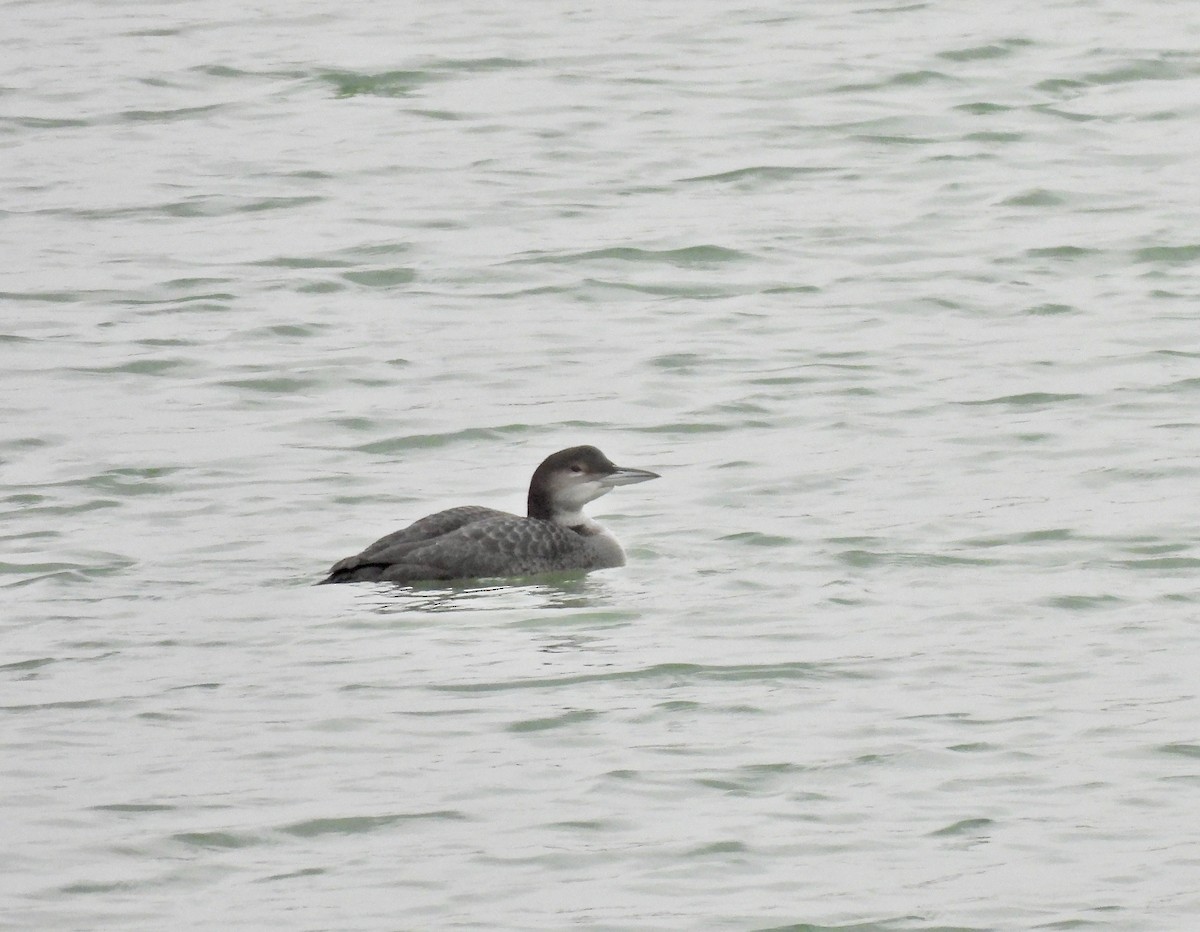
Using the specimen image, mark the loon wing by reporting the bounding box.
[391,516,585,580]
[321,506,512,582]
[323,515,586,584]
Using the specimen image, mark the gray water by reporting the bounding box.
[3,1,1199,929]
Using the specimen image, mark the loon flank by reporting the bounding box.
[319,445,659,584]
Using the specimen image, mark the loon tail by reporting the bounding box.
[318,562,454,585]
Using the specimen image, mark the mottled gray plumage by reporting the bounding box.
[319,446,658,585]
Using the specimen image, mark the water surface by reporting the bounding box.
[3,1,1199,929]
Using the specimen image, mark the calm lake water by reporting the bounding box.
[3,1,1199,929]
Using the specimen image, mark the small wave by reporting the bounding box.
[679,165,831,186]
[1133,244,1200,264]
[433,660,865,694]
[280,811,468,837]
[354,425,533,455]
[317,69,432,99]
[513,245,753,268]
[341,267,416,287]
[938,42,1026,63]
[959,392,1084,407]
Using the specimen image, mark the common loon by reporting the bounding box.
[319,445,659,585]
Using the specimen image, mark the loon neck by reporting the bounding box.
[526,487,556,521]
[551,508,592,530]
[525,494,597,532]
[527,485,589,524]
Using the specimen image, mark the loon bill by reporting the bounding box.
[319,445,659,585]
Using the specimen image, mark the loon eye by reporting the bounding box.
[570,463,584,474]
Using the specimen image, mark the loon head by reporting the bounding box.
[527,445,659,525]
